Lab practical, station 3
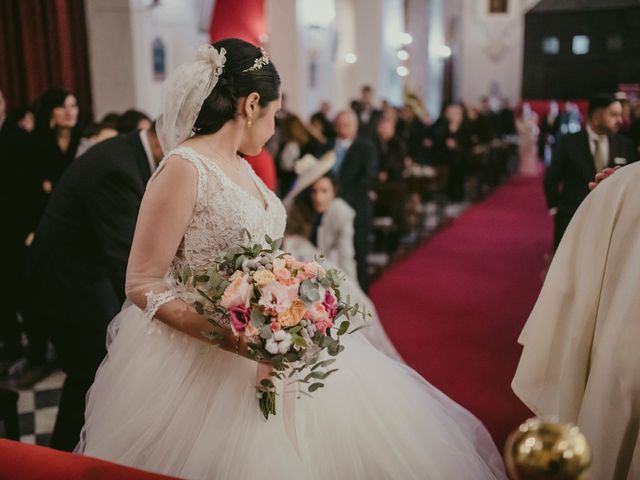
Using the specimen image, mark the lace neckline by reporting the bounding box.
[177,146,269,212]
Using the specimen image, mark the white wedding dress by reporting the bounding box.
[77,146,506,479]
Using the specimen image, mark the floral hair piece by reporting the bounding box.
[242,47,270,73]
[196,44,226,77]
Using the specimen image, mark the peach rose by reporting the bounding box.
[274,268,292,283]
[278,299,306,327]
[220,274,252,309]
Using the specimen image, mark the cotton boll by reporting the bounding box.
[273,330,287,342]
[278,341,292,354]
[265,339,279,355]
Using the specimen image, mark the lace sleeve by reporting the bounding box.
[125,153,199,321]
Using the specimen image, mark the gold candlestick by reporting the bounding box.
[504,417,591,480]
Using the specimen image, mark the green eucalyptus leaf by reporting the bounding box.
[308,382,324,393]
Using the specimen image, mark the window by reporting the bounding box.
[542,36,560,55]
[606,34,623,51]
[572,35,590,55]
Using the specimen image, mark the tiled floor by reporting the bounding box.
[12,370,65,446]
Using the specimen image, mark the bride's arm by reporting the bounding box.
[125,155,240,351]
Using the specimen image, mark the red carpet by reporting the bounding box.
[370,175,551,450]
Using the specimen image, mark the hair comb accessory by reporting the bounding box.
[242,47,270,73]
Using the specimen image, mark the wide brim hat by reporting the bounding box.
[283,150,336,210]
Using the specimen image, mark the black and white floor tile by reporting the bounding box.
[15,370,65,446]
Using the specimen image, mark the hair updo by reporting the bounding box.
[193,38,281,135]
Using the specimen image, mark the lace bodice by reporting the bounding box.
[168,147,286,271]
[125,146,286,325]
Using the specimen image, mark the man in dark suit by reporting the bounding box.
[0,90,31,376]
[544,94,637,250]
[329,110,378,292]
[23,125,163,451]
[352,85,382,142]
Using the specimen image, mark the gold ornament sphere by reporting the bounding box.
[504,417,591,480]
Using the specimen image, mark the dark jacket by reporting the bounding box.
[323,137,378,225]
[544,130,637,215]
[25,131,153,326]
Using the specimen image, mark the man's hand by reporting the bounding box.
[588,166,621,190]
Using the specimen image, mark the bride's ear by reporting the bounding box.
[243,92,261,121]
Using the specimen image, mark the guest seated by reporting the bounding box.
[284,152,357,281]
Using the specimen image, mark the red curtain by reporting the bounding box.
[210,0,266,45]
[0,0,92,114]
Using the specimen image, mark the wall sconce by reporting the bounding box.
[435,45,452,59]
[397,32,413,45]
[397,49,409,61]
[397,65,409,77]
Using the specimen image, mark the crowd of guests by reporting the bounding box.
[0,84,527,397]
[3,81,603,450]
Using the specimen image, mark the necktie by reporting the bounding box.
[333,145,347,174]
[593,138,607,172]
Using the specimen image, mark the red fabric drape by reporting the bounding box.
[210,0,266,45]
[0,440,179,480]
[0,0,92,114]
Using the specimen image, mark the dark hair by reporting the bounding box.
[193,38,280,135]
[100,112,121,130]
[286,172,340,236]
[588,93,619,117]
[34,87,78,134]
[117,109,151,133]
[315,171,340,195]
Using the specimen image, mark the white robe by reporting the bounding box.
[512,161,640,480]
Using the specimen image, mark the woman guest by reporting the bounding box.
[13,87,82,388]
[284,152,357,281]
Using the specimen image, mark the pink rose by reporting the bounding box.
[229,305,250,333]
[220,275,252,309]
[284,255,305,271]
[258,282,299,314]
[304,261,325,278]
[270,320,282,332]
[305,302,329,322]
[274,268,292,283]
[322,289,338,319]
[315,318,333,335]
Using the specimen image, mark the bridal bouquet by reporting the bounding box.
[174,232,366,419]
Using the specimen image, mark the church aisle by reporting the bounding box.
[370,174,551,449]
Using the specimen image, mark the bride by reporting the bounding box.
[77,38,506,479]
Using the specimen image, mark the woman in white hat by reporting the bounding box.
[283,152,403,362]
[284,151,358,280]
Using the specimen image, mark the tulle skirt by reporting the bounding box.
[77,305,506,479]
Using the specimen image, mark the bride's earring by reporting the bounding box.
[247,118,253,128]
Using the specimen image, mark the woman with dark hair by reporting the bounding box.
[12,88,82,386]
[76,39,505,479]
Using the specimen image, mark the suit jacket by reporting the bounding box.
[24,131,153,328]
[544,130,637,215]
[323,138,378,226]
[317,198,357,281]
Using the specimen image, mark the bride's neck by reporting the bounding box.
[197,120,243,161]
